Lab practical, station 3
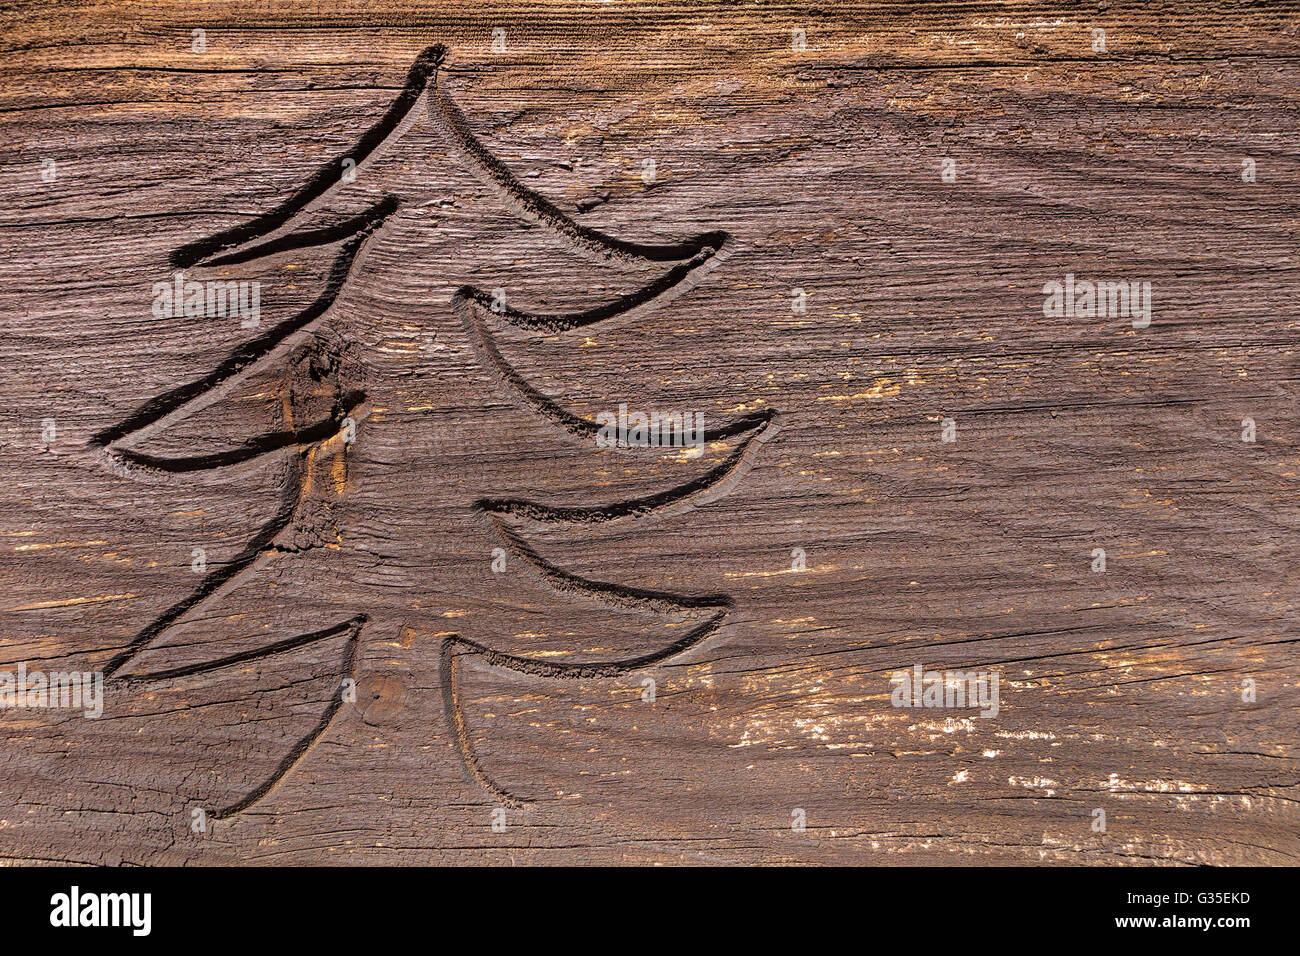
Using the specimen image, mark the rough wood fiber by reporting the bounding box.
[0,0,1297,865]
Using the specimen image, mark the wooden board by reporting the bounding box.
[1,0,1296,865]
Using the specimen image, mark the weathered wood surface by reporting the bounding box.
[1,0,1297,865]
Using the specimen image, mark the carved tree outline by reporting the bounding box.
[92,44,781,815]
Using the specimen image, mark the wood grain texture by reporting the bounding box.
[1,0,1297,865]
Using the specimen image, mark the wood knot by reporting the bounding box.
[356,674,405,725]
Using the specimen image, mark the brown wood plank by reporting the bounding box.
[0,0,1296,865]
